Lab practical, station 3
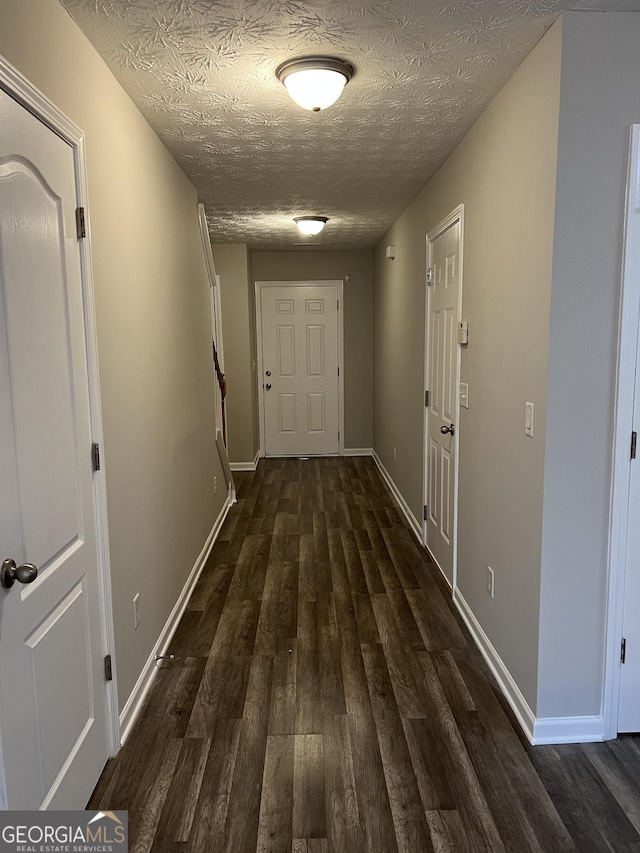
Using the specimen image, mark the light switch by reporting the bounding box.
[525,402,534,437]
[459,382,469,409]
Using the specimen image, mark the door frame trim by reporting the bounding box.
[422,205,464,589]
[603,125,640,739]
[254,279,344,457]
[0,55,120,756]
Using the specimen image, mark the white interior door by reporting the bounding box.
[259,284,339,456]
[425,218,462,586]
[0,87,109,807]
[618,346,640,732]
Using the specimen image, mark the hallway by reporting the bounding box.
[88,457,639,852]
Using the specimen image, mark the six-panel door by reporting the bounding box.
[260,285,339,456]
[427,221,461,585]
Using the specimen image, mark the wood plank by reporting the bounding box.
[353,592,381,645]
[348,713,399,852]
[269,639,297,735]
[456,710,543,852]
[223,656,273,853]
[318,593,347,717]
[128,739,182,853]
[532,746,638,852]
[297,602,322,735]
[231,600,261,656]
[256,735,295,853]
[403,717,456,812]
[322,714,365,853]
[371,595,427,719]
[154,738,210,844]
[293,734,327,840]
[186,719,242,853]
[374,716,435,853]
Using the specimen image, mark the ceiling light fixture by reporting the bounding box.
[294,216,328,236]
[276,57,353,112]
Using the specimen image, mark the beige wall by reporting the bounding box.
[373,22,562,710]
[251,250,374,450]
[0,0,226,710]
[212,244,259,465]
[537,11,640,718]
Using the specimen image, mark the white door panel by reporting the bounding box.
[260,285,339,456]
[619,346,640,731]
[0,88,108,808]
[426,219,461,585]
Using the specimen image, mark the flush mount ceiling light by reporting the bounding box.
[276,57,354,112]
[294,216,328,236]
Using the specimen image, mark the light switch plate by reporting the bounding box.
[459,382,469,409]
[525,402,534,437]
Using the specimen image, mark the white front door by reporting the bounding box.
[425,217,462,586]
[259,284,340,456]
[0,88,109,807]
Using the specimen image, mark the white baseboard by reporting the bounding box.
[453,588,536,742]
[119,494,233,744]
[453,588,605,745]
[229,450,260,472]
[371,450,421,540]
[532,716,604,745]
[343,447,373,457]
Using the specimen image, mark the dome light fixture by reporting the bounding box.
[294,216,328,236]
[276,57,354,112]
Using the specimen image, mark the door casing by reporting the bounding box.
[422,205,464,589]
[0,53,119,787]
[255,279,344,458]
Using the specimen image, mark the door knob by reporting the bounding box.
[265,370,271,377]
[265,383,272,391]
[1,558,38,590]
[440,424,455,436]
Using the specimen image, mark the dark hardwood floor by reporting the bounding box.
[89,456,640,852]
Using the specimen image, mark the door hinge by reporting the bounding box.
[104,654,113,682]
[91,442,101,472]
[423,504,428,521]
[425,390,429,407]
[427,268,433,285]
[75,206,86,239]
[337,366,340,377]
[621,638,627,664]
[632,432,637,460]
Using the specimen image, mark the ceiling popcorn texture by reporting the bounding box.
[60,0,640,249]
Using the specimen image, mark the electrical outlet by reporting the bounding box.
[487,567,495,599]
[133,593,140,629]
[393,447,397,462]
[214,476,217,495]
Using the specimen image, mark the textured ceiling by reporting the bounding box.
[61,0,640,249]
